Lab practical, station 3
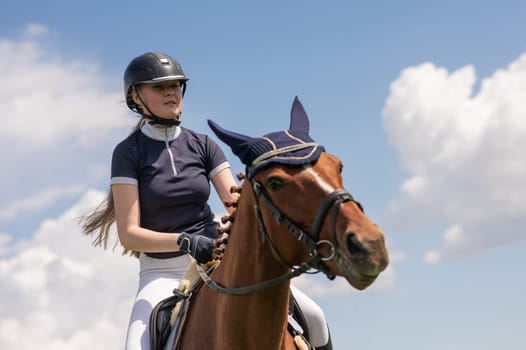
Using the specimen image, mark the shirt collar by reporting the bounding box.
[140,122,181,141]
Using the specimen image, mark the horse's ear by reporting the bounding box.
[208,119,254,149]
[289,96,310,133]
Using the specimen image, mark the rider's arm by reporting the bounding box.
[112,183,183,252]
[211,167,239,215]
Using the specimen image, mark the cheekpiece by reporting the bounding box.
[208,96,325,178]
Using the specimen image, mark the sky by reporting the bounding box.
[1,1,525,349]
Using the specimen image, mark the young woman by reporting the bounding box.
[82,52,332,350]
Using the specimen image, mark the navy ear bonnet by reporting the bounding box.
[208,96,325,178]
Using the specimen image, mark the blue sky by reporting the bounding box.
[1,1,525,349]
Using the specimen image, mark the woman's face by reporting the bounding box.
[133,80,183,119]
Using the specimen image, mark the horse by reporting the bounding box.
[173,97,389,350]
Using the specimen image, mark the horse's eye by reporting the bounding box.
[266,177,284,191]
[339,163,344,174]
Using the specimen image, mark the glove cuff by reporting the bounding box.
[177,233,191,252]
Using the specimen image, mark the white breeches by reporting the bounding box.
[290,285,330,347]
[125,253,191,350]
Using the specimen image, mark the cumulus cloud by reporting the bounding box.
[0,190,136,350]
[383,53,526,262]
[0,234,11,256]
[0,30,128,150]
[24,23,48,37]
[0,25,134,226]
[0,185,85,223]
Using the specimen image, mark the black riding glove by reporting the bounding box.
[177,232,215,264]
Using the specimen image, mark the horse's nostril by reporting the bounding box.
[346,233,368,259]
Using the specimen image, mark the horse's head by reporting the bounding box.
[208,97,388,290]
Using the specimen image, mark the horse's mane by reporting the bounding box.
[212,172,245,260]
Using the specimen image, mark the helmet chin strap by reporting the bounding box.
[146,113,182,126]
[135,88,182,126]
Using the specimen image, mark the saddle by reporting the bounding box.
[149,260,314,350]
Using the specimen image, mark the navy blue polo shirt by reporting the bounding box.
[111,122,230,258]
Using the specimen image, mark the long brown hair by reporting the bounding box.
[80,118,145,257]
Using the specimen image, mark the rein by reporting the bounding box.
[196,256,316,296]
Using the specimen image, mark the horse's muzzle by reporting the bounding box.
[340,230,389,289]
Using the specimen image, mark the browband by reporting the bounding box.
[251,142,319,167]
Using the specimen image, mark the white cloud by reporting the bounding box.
[24,23,48,37]
[383,53,526,261]
[0,32,129,150]
[0,234,11,256]
[0,184,85,223]
[0,25,134,227]
[0,190,136,350]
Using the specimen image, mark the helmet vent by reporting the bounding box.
[160,58,170,65]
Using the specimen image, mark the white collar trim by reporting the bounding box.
[140,122,181,141]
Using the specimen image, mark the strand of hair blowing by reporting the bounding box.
[80,118,145,258]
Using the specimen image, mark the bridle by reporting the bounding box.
[252,181,354,275]
[197,148,363,296]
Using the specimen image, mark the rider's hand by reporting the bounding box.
[177,232,215,264]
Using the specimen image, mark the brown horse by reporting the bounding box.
[175,97,389,350]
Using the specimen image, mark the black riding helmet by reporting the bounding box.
[124,52,189,125]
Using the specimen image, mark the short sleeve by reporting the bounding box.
[205,135,230,178]
[110,138,139,186]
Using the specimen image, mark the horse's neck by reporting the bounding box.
[211,184,292,345]
[219,184,290,287]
